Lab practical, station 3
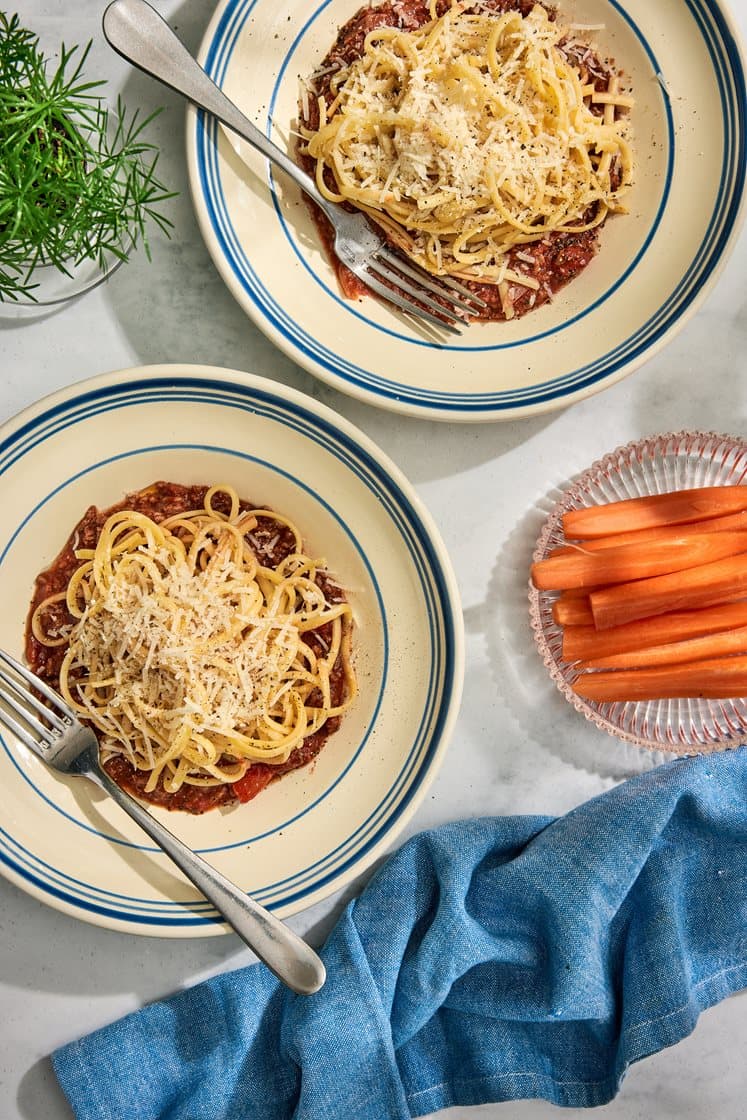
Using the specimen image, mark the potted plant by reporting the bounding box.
[0,11,174,303]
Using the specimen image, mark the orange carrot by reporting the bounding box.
[555,509,747,553]
[531,531,747,592]
[572,656,747,701]
[562,486,747,540]
[552,596,595,627]
[578,625,747,670]
[562,601,747,662]
[590,554,747,630]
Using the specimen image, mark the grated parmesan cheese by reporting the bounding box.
[58,504,354,791]
[302,3,634,281]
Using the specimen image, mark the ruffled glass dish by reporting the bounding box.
[529,431,747,755]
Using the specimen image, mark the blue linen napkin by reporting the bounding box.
[53,748,747,1119]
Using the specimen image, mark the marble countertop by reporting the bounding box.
[1,1,746,1117]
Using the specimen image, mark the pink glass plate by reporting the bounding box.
[529,431,747,755]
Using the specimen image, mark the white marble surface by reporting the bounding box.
[1,1,746,1117]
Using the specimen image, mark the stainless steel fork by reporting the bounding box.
[0,649,325,995]
[102,0,486,334]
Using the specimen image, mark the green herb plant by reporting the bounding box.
[0,11,175,301]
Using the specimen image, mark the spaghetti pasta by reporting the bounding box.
[27,483,356,811]
[300,0,634,319]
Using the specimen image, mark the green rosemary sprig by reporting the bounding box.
[0,11,175,301]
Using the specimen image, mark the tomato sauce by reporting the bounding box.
[25,482,349,814]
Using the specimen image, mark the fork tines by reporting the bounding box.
[365,248,488,334]
[0,650,70,751]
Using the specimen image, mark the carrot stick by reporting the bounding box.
[590,554,747,630]
[572,656,747,701]
[531,532,747,592]
[562,601,747,662]
[578,625,747,670]
[552,596,595,627]
[555,509,747,553]
[562,486,747,540]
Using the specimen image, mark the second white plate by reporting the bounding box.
[0,365,464,935]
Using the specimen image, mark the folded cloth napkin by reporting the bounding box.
[54,749,747,1120]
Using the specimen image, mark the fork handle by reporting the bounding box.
[86,755,326,995]
[102,0,340,224]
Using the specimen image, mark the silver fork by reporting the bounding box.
[0,649,325,995]
[102,0,486,334]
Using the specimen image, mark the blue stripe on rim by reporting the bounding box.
[0,376,459,924]
[0,847,216,927]
[193,0,745,411]
[0,826,217,917]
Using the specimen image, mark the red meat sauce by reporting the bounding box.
[299,0,618,320]
[25,481,349,814]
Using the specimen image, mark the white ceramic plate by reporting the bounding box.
[186,0,746,422]
[0,365,464,935]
